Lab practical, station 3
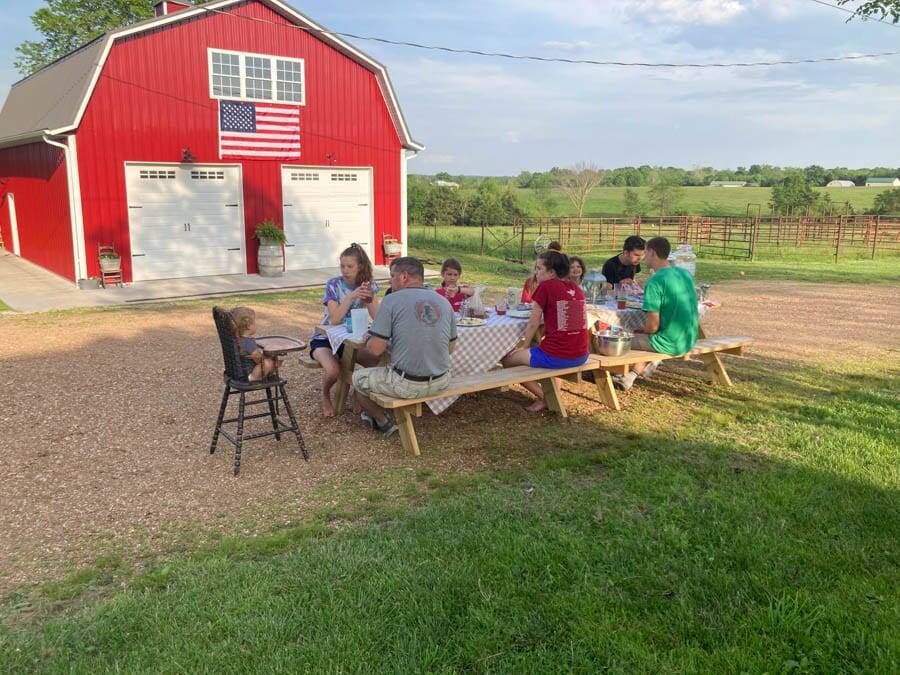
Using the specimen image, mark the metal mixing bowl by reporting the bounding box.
[597,330,633,356]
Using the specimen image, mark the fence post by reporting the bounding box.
[834,216,843,263]
[871,218,879,259]
[519,219,526,262]
[480,223,485,256]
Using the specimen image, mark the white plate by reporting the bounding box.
[456,318,488,327]
[507,309,531,319]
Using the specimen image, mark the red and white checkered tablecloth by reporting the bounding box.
[324,314,529,415]
[586,301,714,332]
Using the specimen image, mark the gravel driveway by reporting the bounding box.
[1,281,897,592]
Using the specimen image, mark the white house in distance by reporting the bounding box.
[865,177,900,187]
[826,180,856,188]
[709,180,747,187]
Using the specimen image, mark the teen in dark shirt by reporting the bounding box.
[602,235,646,287]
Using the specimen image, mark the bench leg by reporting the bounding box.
[334,341,358,414]
[539,377,568,418]
[700,352,733,386]
[595,371,622,411]
[697,323,707,339]
[396,406,421,456]
[414,403,423,418]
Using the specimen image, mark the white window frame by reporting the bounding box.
[207,48,306,105]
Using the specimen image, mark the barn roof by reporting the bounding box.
[0,0,423,150]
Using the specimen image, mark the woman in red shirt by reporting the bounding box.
[502,250,589,412]
[435,258,474,312]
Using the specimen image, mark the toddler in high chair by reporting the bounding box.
[231,306,281,381]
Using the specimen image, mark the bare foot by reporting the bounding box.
[525,399,547,413]
[322,395,335,418]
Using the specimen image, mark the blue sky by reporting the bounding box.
[2,0,898,174]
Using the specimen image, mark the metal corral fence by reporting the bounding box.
[474,215,900,262]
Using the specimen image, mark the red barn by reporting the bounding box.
[0,0,422,284]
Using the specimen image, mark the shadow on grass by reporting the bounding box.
[1,345,898,672]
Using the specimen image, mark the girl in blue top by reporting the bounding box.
[309,243,380,416]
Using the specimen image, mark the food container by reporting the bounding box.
[596,330,633,357]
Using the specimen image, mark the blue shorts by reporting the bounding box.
[309,336,343,358]
[529,347,589,369]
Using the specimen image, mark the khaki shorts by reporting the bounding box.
[631,333,659,353]
[352,366,451,400]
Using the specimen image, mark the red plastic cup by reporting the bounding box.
[617,298,627,310]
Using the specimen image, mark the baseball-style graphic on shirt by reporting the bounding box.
[415,299,443,327]
[555,286,587,332]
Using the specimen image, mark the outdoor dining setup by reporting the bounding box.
[211,237,752,471]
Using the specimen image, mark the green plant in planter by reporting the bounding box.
[254,220,287,245]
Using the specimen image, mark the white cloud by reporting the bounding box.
[505,0,748,27]
[542,40,595,51]
[502,131,521,144]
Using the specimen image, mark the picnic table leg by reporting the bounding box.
[334,341,358,414]
[396,406,421,456]
[595,371,622,411]
[539,377,568,418]
[700,352,733,386]
[697,323,708,339]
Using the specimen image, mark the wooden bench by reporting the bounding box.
[592,335,753,411]
[367,359,602,456]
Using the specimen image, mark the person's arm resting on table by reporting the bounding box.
[359,300,392,361]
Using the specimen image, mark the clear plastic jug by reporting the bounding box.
[670,244,697,277]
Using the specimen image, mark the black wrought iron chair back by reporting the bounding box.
[210,306,307,475]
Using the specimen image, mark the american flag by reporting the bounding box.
[218,100,301,159]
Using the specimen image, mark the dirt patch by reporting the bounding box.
[0,281,897,592]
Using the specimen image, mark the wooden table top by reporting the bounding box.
[256,335,307,355]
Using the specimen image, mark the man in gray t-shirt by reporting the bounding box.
[352,257,457,436]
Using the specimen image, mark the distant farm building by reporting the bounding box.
[826,180,856,188]
[865,177,900,187]
[433,180,460,189]
[709,180,747,187]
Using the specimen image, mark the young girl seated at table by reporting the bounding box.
[502,250,589,412]
[309,243,380,417]
[568,255,586,287]
[520,241,562,303]
[231,306,281,382]
[436,257,474,312]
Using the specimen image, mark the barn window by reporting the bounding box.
[331,173,358,182]
[208,49,305,105]
[291,172,319,181]
[139,169,176,180]
[190,170,225,180]
[211,52,241,98]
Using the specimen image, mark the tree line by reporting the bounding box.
[410,166,900,227]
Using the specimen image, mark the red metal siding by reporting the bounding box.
[76,1,403,282]
[0,142,74,281]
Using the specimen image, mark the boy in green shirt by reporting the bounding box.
[613,237,698,391]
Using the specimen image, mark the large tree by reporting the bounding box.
[870,188,900,215]
[558,162,604,218]
[647,178,684,216]
[15,1,179,75]
[770,175,819,215]
[837,0,900,22]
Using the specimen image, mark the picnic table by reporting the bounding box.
[318,312,530,415]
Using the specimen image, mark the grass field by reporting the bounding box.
[514,185,887,217]
[1,248,898,671]
[410,225,900,287]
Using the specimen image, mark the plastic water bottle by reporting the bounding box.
[671,244,697,277]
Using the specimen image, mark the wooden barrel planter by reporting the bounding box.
[257,239,284,277]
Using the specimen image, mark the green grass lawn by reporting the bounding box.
[2,354,898,671]
[2,243,898,671]
[516,185,886,217]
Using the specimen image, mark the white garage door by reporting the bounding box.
[125,164,245,281]
[281,167,372,270]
